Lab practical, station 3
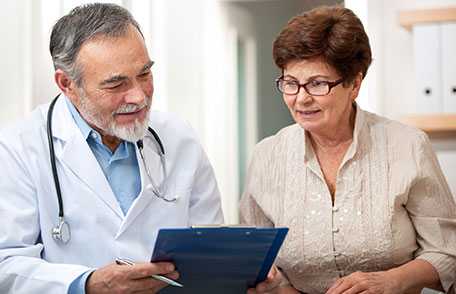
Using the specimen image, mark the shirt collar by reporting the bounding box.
[303,102,366,164]
[65,95,132,158]
[345,102,366,161]
[65,95,95,141]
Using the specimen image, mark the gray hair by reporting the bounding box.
[49,3,143,86]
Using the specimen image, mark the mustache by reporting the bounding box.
[114,100,149,115]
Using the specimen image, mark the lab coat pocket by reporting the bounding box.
[147,184,192,227]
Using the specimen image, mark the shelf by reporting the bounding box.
[401,114,456,133]
[399,7,456,30]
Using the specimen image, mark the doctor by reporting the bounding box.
[0,3,223,294]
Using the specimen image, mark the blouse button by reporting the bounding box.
[332,227,339,233]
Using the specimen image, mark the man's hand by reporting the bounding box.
[247,266,300,294]
[86,261,178,294]
[326,271,400,294]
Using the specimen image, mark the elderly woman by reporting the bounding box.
[240,5,456,294]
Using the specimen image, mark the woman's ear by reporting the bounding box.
[349,72,364,101]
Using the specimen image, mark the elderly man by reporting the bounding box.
[0,3,223,294]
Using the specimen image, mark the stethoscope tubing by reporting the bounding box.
[47,96,65,218]
[47,94,168,243]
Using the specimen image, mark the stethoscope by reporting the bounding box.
[47,95,177,244]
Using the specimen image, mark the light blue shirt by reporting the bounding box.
[65,96,141,294]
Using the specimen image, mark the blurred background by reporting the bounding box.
[1,0,456,224]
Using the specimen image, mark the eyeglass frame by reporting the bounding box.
[275,76,345,96]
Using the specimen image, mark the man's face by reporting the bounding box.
[71,25,154,142]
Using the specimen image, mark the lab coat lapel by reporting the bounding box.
[50,97,124,219]
[116,138,164,237]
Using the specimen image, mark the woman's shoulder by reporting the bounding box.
[362,109,428,146]
[254,124,302,154]
[248,124,302,170]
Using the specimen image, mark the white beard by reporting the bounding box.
[77,90,151,142]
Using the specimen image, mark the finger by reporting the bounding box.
[163,270,180,281]
[267,265,278,280]
[131,270,180,292]
[327,278,354,294]
[326,278,344,294]
[341,283,367,294]
[255,280,276,292]
[128,276,168,293]
[126,262,175,279]
[256,267,283,292]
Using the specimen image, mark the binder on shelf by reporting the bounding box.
[442,22,456,113]
[413,23,443,113]
[151,226,289,294]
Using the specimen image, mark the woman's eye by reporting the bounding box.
[284,80,298,87]
[310,80,327,87]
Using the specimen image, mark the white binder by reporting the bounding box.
[441,22,456,113]
[413,24,443,113]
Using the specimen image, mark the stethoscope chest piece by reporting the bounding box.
[52,216,71,244]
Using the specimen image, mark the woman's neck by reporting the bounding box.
[309,105,356,150]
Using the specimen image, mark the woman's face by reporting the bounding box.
[282,58,362,136]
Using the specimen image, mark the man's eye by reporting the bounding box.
[106,83,123,90]
[139,71,151,78]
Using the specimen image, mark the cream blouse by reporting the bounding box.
[240,106,456,293]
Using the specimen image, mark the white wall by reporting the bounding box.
[364,0,456,195]
[0,0,32,125]
[2,0,454,222]
[0,0,244,224]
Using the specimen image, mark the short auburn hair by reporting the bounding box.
[273,5,372,83]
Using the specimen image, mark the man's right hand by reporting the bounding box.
[86,261,178,294]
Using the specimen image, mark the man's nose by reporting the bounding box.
[124,83,146,105]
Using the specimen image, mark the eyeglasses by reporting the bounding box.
[275,76,344,96]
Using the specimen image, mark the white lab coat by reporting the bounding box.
[0,97,224,293]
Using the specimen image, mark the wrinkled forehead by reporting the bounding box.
[75,26,150,83]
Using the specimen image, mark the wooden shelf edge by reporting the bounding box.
[399,7,456,30]
[401,114,456,133]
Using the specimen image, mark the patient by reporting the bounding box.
[241,5,456,294]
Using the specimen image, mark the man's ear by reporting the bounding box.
[54,69,78,99]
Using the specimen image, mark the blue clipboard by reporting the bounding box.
[151,226,288,294]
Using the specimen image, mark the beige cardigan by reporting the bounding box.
[240,106,456,293]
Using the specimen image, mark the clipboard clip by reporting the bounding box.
[191,224,257,228]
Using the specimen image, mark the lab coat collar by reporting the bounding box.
[116,138,164,237]
[47,95,125,219]
[46,95,169,235]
